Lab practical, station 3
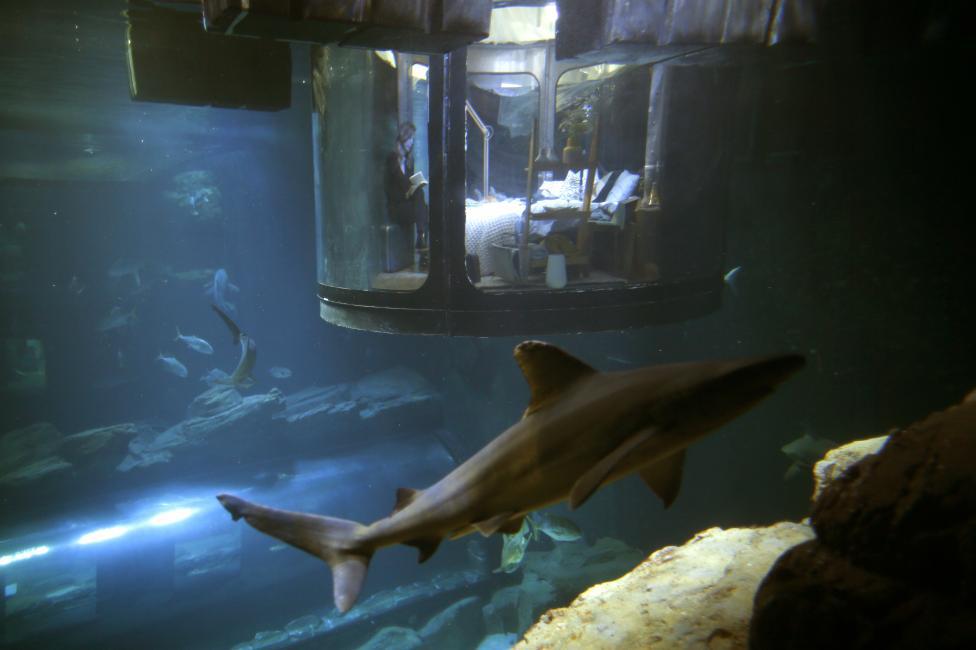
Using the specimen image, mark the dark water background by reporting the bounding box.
[0,1,972,649]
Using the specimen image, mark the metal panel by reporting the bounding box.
[204,0,490,53]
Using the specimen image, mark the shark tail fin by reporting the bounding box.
[175,326,181,341]
[217,494,373,613]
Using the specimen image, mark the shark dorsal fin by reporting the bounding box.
[514,341,597,416]
[392,487,421,515]
[638,449,686,508]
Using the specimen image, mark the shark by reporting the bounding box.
[217,341,803,613]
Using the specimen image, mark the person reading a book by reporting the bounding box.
[385,122,429,258]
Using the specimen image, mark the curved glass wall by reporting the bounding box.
[463,45,728,294]
[463,72,540,288]
[313,48,430,292]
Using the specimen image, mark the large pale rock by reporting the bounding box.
[751,393,976,649]
[812,398,976,597]
[518,523,814,649]
[812,434,888,500]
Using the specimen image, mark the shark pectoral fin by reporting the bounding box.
[514,341,598,416]
[569,428,658,510]
[473,512,523,537]
[392,487,421,515]
[639,449,686,508]
[403,535,442,563]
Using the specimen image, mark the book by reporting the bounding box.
[407,171,428,198]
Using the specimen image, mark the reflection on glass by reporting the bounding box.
[465,62,653,292]
[314,49,429,292]
[464,72,540,289]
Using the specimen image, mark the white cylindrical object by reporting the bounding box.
[546,253,567,289]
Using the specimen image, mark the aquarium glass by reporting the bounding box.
[0,1,971,649]
[313,47,430,293]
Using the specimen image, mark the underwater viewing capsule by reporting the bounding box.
[124,0,753,335]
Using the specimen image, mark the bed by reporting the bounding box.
[464,168,641,277]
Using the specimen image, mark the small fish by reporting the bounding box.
[781,430,837,480]
[205,268,239,315]
[97,306,136,332]
[494,519,531,574]
[723,265,741,295]
[157,353,188,378]
[268,366,292,379]
[175,327,214,355]
[528,512,582,542]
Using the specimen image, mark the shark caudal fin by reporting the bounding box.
[217,494,372,613]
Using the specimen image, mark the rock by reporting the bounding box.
[276,384,351,424]
[60,423,140,463]
[518,523,814,649]
[1,456,73,486]
[812,434,889,500]
[751,540,976,650]
[418,595,482,649]
[351,367,438,418]
[249,629,288,648]
[521,537,645,602]
[356,626,423,650]
[284,614,323,640]
[484,574,555,637]
[117,389,284,472]
[751,394,976,649]
[483,537,644,639]
[812,398,976,599]
[0,422,64,478]
[187,385,243,418]
[476,633,519,650]
[351,366,433,402]
[181,388,284,442]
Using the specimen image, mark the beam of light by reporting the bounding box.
[147,507,197,527]
[77,526,130,545]
[0,545,50,567]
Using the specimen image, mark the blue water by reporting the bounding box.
[1,2,972,649]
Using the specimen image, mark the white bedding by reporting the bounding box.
[465,198,623,276]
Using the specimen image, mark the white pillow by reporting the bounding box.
[559,170,582,202]
[604,169,640,204]
[537,179,564,199]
